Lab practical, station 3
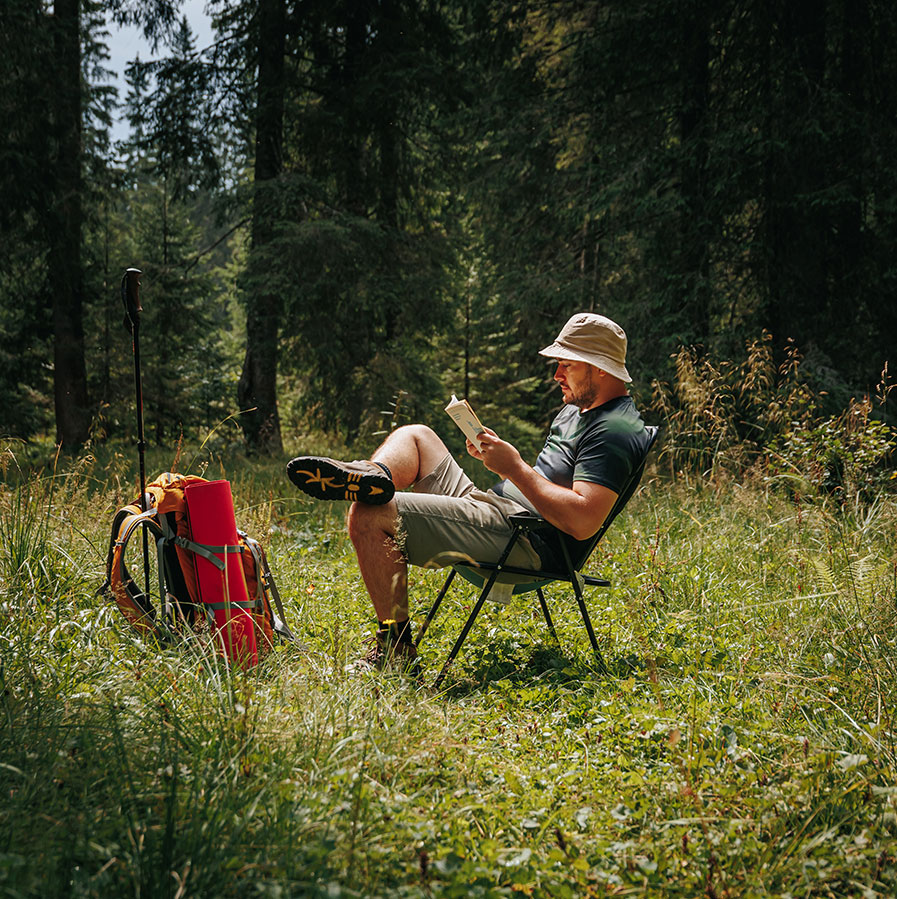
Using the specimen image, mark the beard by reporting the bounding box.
[562,367,600,409]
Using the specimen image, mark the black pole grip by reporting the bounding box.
[121,268,142,330]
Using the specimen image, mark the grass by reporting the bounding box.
[1,445,896,898]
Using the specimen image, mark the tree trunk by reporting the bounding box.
[238,0,285,454]
[51,0,90,449]
[764,0,827,354]
[678,0,711,343]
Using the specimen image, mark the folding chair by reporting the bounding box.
[414,425,659,688]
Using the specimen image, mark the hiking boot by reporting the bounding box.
[287,456,395,505]
[353,633,420,677]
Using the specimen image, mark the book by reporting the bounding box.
[445,394,486,447]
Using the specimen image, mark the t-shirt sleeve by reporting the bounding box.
[573,411,644,494]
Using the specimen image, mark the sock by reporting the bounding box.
[378,618,412,644]
[372,461,392,481]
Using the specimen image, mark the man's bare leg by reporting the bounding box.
[346,425,450,622]
[369,424,451,491]
[346,501,407,622]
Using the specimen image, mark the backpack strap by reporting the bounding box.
[97,505,135,599]
[240,532,297,642]
[260,552,297,642]
[157,514,232,572]
[204,600,258,610]
[99,505,169,636]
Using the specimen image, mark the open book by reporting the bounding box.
[445,394,486,447]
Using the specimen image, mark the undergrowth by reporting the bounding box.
[0,444,895,898]
[651,333,896,502]
[1,344,895,897]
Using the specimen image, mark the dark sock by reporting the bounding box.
[378,618,412,644]
[372,461,392,481]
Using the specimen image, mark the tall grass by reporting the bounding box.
[1,362,896,896]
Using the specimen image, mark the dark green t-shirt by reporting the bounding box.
[495,395,649,514]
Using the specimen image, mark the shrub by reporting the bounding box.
[651,334,895,502]
[770,395,897,503]
[650,332,816,479]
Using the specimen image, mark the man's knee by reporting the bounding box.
[393,423,437,444]
[347,500,397,545]
[346,503,372,545]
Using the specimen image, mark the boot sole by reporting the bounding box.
[286,457,395,505]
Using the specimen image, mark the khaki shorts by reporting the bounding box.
[394,453,544,572]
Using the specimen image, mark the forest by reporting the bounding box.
[3,0,895,456]
[2,2,897,896]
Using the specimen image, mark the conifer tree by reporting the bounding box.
[48,0,91,448]
[110,22,231,442]
[0,0,55,438]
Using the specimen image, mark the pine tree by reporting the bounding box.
[0,0,55,438]
[48,0,91,448]
[109,21,232,443]
[270,0,462,442]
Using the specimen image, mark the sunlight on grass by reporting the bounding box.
[0,450,895,897]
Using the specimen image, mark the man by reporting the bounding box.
[287,313,650,670]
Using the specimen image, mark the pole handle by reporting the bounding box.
[121,268,142,331]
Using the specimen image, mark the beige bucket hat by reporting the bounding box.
[538,312,632,383]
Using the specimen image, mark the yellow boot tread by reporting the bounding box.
[286,456,395,505]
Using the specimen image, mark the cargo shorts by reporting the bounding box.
[394,453,544,572]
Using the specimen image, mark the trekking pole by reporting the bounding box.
[121,268,151,601]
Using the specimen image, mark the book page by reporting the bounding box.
[445,394,486,447]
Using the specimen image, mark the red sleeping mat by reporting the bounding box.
[184,479,259,666]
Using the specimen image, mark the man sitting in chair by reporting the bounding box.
[287,312,651,670]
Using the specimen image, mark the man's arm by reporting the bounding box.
[467,430,618,541]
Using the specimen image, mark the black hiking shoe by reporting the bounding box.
[287,456,395,505]
[353,633,420,677]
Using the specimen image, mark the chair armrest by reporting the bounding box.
[509,511,549,531]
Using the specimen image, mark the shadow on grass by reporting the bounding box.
[428,635,650,698]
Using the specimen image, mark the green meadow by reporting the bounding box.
[1,425,895,898]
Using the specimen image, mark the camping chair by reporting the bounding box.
[414,425,659,688]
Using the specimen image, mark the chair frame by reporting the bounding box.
[414,425,659,688]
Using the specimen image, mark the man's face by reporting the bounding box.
[553,359,600,409]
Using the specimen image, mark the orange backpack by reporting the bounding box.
[100,472,295,658]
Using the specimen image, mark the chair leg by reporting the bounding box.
[414,568,456,649]
[556,538,608,675]
[432,573,498,689]
[430,524,525,689]
[536,588,560,647]
[570,577,607,675]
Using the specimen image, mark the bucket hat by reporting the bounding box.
[538,313,631,383]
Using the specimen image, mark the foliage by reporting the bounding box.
[132,16,221,199]
[771,397,897,504]
[267,0,464,442]
[1,447,896,896]
[0,0,56,439]
[651,333,896,506]
[84,28,239,445]
[459,0,897,401]
[4,0,897,458]
[651,333,817,478]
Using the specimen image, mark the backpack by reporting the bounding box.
[100,471,295,663]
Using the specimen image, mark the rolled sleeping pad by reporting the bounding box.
[184,479,259,666]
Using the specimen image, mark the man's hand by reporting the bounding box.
[465,428,524,478]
